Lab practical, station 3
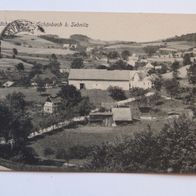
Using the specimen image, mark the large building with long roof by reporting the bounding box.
[68,69,152,90]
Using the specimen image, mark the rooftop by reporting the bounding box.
[112,107,132,121]
[69,69,131,81]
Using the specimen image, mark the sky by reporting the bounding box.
[1,11,196,42]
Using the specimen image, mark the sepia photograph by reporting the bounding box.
[0,11,196,173]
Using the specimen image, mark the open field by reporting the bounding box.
[0,87,60,103]
[166,41,196,50]
[0,57,33,71]
[30,119,166,160]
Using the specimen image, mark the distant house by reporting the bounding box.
[112,107,133,125]
[43,96,61,114]
[145,62,154,70]
[3,81,14,88]
[63,43,70,49]
[69,43,77,50]
[63,42,78,50]
[129,71,152,89]
[68,69,152,90]
[86,47,94,53]
[31,69,57,88]
[59,68,69,73]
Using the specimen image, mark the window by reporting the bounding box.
[80,83,85,89]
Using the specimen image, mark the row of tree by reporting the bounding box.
[88,115,196,173]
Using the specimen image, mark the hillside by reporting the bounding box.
[164,33,196,43]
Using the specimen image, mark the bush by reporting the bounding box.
[108,86,127,101]
[56,148,68,160]
[129,87,146,97]
[44,147,55,156]
[89,116,196,173]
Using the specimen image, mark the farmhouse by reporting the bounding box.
[43,96,61,114]
[68,69,152,90]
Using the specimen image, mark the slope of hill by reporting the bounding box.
[165,33,196,42]
[162,65,190,79]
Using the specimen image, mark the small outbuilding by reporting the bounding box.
[112,107,133,125]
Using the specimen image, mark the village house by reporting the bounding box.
[63,42,78,50]
[129,71,153,89]
[43,96,61,114]
[145,62,154,70]
[31,69,57,88]
[68,69,152,90]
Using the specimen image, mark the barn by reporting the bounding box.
[68,69,131,90]
[68,69,152,90]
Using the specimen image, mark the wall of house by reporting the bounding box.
[44,102,54,114]
[69,80,130,90]
[130,80,152,89]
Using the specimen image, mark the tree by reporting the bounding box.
[171,61,180,79]
[6,92,26,113]
[58,84,82,106]
[109,60,133,70]
[144,46,159,57]
[121,50,130,61]
[71,58,84,69]
[49,53,60,74]
[152,76,163,92]
[187,63,196,84]
[12,48,18,58]
[164,79,179,98]
[129,87,146,97]
[107,51,119,59]
[35,76,46,94]
[74,97,94,116]
[183,53,191,66]
[16,63,25,80]
[0,102,14,139]
[0,101,32,143]
[16,63,24,72]
[89,116,196,173]
[108,86,127,101]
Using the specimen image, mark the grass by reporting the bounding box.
[81,89,114,107]
[0,57,33,71]
[30,119,166,161]
[0,87,60,104]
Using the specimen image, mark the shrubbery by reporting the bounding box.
[89,116,196,173]
[108,86,127,101]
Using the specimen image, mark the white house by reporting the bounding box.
[145,62,154,70]
[43,96,61,114]
[68,69,152,90]
[129,71,153,89]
